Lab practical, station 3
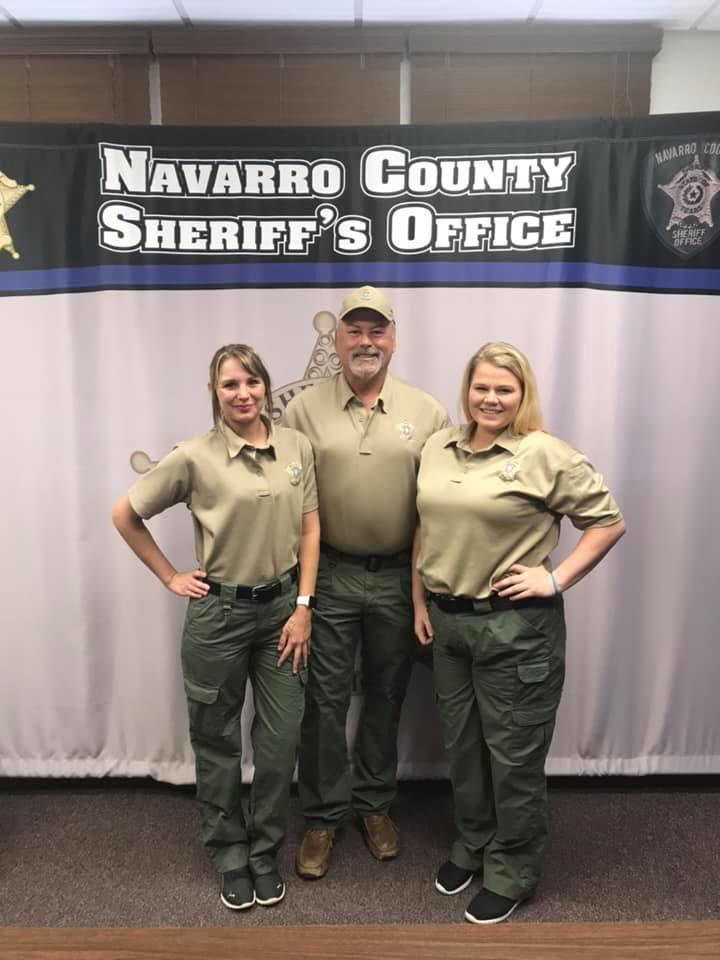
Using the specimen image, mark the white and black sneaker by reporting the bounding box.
[254,870,286,907]
[464,888,523,924]
[220,868,255,910]
[435,860,475,895]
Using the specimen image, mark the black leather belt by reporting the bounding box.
[321,543,409,572]
[428,592,561,614]
[206,566,297,602]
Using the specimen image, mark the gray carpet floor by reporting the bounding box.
[1,778,718,926]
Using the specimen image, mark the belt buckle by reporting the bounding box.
[250,579,276,601]
[366,556,381,572]
[473,598,494,614]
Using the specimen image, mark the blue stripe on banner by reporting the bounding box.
[2,261,720,294]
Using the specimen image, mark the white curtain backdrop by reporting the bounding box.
[2,283,718,782]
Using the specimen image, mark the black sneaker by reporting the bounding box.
[464,888,523,924]
[435,860,475,895]
[254,870,286,907]
[220,868,255,910]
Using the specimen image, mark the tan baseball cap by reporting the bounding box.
[338,285,395,324]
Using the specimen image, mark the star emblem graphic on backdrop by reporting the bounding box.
[0,171,35,260]
[659,155,720,229]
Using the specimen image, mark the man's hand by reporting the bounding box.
[414,602,434,646]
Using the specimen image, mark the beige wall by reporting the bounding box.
[651,30,720,114]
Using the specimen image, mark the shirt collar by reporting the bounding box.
[217,417,277,459]
[337,372,393,413]
[444,425,524,455]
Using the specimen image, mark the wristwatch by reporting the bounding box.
[295,594,317,609]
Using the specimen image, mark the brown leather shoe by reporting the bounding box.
[295,828,335,879]
[361,814,399,860]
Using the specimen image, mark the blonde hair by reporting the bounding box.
[208,344,273,425]
[460,341,544,436]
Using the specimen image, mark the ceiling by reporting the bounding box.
[0,0,718,31]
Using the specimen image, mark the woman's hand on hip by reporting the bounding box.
[492,564,555,600]
[277,607,311,673]
[165,569,209,598]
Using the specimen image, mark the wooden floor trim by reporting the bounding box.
[2,921,719,960]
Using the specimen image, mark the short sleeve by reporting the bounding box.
[433,403,452,434]
[127,445,191,519]
[545,453,623,530]
[298,433,318,514]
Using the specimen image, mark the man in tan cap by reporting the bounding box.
[283,285,449,879]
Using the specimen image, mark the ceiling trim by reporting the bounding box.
[0,21,666,57]
[151,25,406,55]
[407,22,664,54]
[0,28,151,54]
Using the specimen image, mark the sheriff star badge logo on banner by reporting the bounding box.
[643,143,720,259]
[0,170,35,260]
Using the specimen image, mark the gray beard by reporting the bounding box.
[348,355,382,379]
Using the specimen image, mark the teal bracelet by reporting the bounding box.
[549,572,560,595]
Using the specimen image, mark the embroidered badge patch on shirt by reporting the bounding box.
[396,422,414,440]
[499,461,520,481]
[285,462,302,485]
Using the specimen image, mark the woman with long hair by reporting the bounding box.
[112,344,320,911]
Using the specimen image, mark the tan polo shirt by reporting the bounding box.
[282,373,449,555]
[417,426,622,598]
[128,420,317,585]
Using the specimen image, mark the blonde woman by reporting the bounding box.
[413,342,624,924]
[112,344,319,911]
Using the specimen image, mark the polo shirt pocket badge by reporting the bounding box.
[285,462,302,486]
[499,461,520,481]
[396,421,414,440]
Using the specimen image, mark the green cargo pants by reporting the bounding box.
[298,546,415,827]
[430,597,566,900]
[181,584,305,877]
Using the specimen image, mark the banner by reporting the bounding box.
[3,114,720,293]
[1,114,719,781]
